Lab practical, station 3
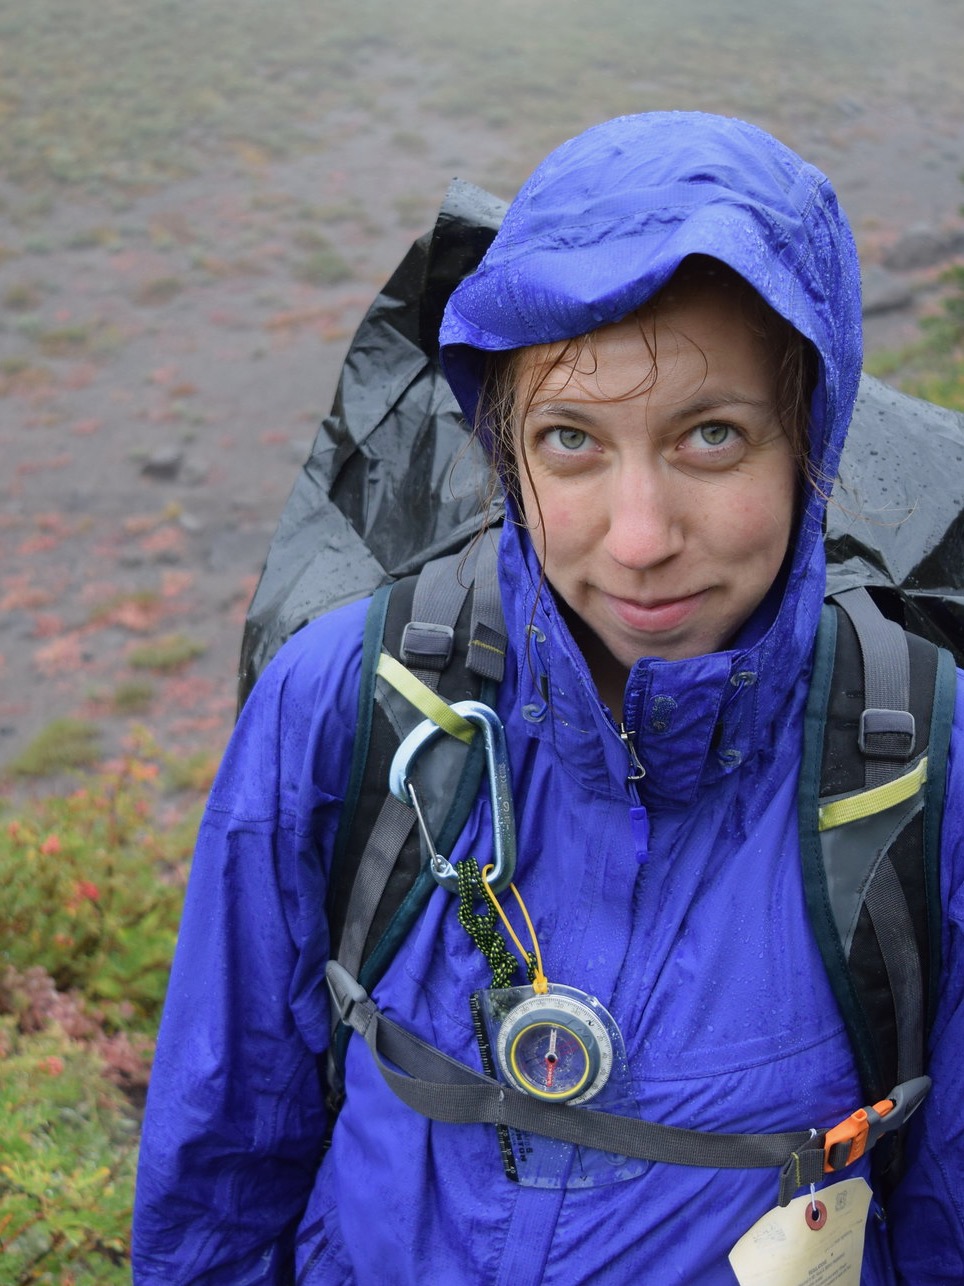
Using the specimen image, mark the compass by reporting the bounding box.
[495,991,614,1104]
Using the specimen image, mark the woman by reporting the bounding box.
[133,112,964,1283]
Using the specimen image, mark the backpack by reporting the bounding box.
[322,542,955,1202]
[238,182,964,1201]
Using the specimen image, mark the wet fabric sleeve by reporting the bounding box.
[131,602,366,1284]
[889,669,964,1282]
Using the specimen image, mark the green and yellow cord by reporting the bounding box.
[455,859,547,992]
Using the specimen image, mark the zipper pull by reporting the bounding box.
[619,723,646,786]
[620,724,650,862]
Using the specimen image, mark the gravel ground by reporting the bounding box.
[2,8,963,797]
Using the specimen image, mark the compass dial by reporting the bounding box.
[496,993,613,1103]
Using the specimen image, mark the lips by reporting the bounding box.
[603,589,707,634]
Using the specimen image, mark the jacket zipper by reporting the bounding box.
[619,722,650,860]
[619,722,646,802]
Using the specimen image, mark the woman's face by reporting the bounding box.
[513,280,798,694]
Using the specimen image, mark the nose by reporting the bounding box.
[602,458,685,571]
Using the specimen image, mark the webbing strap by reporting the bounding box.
[801,592,949,1138]
[336,793,424,986]
[823,591,929,1088]
[413,548,475,627]
[332,545,505,1089]
[328,964,814,1167]
[334,562,475,997]
[818,757,928,830]
[863,854,924,1085]
[834,588,912,788]
[326,963,924,1207]
[377,653,476,743]
[467,537,506,682]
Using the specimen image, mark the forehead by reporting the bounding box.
[514,276,780,409]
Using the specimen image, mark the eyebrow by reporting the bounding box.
[663,392,776,422]
[528,392,774,424]
[526,401,599,426]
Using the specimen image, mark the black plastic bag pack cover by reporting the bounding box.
[238,182,964,707]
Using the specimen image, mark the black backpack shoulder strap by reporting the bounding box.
[799,586,956,1110]
[326,537,506,1092]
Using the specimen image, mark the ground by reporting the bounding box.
[1,8,963,801]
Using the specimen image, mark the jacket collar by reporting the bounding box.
[499,518,823,808]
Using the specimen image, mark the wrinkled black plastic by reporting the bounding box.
[238,181,506,707]
[239,184,964,708]
[829,380,964,662]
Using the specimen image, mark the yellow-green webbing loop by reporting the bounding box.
[818,757,928,831]
[376,652,476,744]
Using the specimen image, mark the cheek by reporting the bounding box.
[518,474,578,544]
[737,470,798,567]
[525,486,596,574]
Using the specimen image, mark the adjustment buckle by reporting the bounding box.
[401,621,455,671]
[326,961,372,1031]
[822,1076,931,1173]
[858,708,916,760]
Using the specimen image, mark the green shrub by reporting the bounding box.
[0,761,188,1027]
[133,276,183,306]
[36,323,93,356]
[0,755,194,1282]
[868,262,964,413]
[112,679,156,714]
[294,246,352,286]
[128,633,206,672]
[163,749,219,794]
[0,1012,139,1284]
[3,282,43,311]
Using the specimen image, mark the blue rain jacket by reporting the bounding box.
[133,113,964,1283]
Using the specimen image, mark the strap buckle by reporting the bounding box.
[822,1076,931,1173]
[401,621,455,671]
[779,1076,931,1205]
[326,961,373,1033]
[858,707,916,760]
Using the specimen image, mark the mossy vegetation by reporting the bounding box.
[127,633,206,673]
[112,679,157,714]
[7,720,102,777]
[0,755,196,1282]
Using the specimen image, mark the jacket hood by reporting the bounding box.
[441,111,861,502]
[439,111,863,802]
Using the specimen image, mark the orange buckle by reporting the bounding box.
[823,1097,894,1172]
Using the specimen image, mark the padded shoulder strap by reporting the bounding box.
[326,537,506,1089]
[799,588,955,1106]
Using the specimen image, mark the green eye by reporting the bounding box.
[698,423,732,447]
[556,428,588,450]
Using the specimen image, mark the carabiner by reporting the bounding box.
[388,700,517,894]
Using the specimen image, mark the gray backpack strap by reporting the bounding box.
[834,588,923,1086]
[326,538,506,1099]
[799,588,955,1190]
[327,962,930,1208]
[834,587,915,788]
[334,555,472,988]
[466,536,506,683]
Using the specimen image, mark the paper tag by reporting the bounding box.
[728,1178,872,1286]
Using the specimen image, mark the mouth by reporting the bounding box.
[603,589,707,634]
